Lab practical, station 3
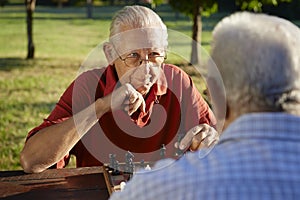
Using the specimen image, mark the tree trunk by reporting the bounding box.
[86,0,93,19]
[25,0,36,59]
[190,3,202,65]
[57,0,63,8]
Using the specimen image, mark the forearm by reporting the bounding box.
[20,98,110,173]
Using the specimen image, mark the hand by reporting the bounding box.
[176,124,219,152]
[120,63,161,95]
[111,83,146,115]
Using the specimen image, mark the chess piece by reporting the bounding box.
[109,154,120,175]
[113,161,120,174]
[145,164,151,171]
[160,144,166,159]
[109,154,116,169]
[125,151,134,174]
[140,159,145,169]
[175,134,184,157]
[120,181,126,191]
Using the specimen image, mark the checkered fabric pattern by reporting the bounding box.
[109,113,300,200]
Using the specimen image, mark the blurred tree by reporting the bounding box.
[169,0,293,65]
[236,0,291,12]
[25,0,36,59]
[147,0,164,9]
[86,0,93,18]
[57,0,64,7]
[169,0,217,65]
[0,0,8,7]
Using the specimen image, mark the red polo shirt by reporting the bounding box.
[27,64,216,168]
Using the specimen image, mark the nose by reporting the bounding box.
[138,57,150,74]
[138,54,150,65]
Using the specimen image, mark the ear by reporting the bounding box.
[103,42,115,65]
[222,103,233,131]
[225,103,230,120]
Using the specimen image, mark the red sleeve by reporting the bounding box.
[188,79,217,127]
[164,64,216,132]
[25,68,106,169]
[26,81,74,168]
[183,71,216,129]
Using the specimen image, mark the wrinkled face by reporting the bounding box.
[114,48,166,95]
[107,26,168,95]
[114,48,165,76]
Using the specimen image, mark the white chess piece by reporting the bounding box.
[120,181,126,191]
[145,164,151,170]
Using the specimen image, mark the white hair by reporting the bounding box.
[211,12,300,116]
[103,5,168,64]
[110,5,167,37]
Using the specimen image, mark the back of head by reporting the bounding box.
[211,12,300,116]
[110,5,167,36]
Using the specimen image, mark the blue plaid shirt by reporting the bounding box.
[109,113,300,200]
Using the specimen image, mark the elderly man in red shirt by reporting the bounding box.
[20,5,217,173]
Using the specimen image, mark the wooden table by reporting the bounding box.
[0,167,110,200]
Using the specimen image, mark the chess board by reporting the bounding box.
[103,162,152,195]
[102,143,184,195]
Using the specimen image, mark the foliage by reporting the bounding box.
[0,0,8,7]
[236,0,292,12]
[168,0,218,64]
[150,0,164,8]
[168,0,218,18]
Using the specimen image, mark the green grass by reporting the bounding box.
[1,4,299,171]
[0,3,223,171]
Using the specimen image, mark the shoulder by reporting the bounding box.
[162,63,193,86]
[74,67,111,86]
[163,63,188,75]
[68,68,109,97]
[76,67,106,80]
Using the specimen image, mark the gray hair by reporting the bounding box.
[109,5,167,37]
[211,12,300,116]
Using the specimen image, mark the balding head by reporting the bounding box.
[104,6,168,64]
[110,5,167,36]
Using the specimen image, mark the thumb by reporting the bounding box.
[179,125,205,150]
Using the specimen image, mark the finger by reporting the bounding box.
[129,91,138,102]
[125,93,138,112]
[128,93,139,115]
[140,97,146,113]
[208,138,219,147]
[189,137,202,151]
[179,125,205,150]
[128,93,146,115]
[174,142,179,149]
[128,97,144,115]
[190,132,219,151]
[198,129,219,149]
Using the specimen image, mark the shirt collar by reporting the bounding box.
[220,112,300,142]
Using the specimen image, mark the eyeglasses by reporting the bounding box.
[119,51,167,68]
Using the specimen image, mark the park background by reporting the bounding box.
[1,0,300,171]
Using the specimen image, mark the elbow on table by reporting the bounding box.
[20,151,45,174]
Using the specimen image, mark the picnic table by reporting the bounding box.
[0,166,110,199]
